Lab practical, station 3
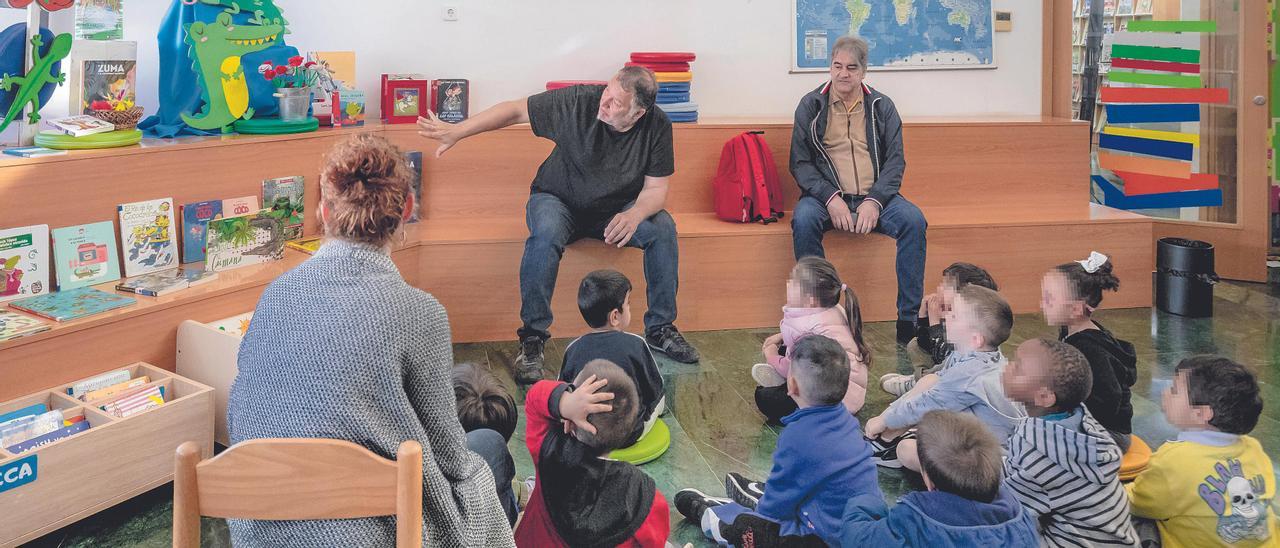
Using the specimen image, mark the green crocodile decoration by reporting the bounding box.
[180,10,284,133]
[195,0,289,33]
[0,33,71,135]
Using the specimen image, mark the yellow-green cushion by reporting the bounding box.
[35,129,141,150]
[233,116,319,135]
[608,419,671,465]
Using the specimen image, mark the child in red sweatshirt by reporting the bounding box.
[515,359,669,547]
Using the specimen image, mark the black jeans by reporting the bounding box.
[755,385,799,425]
[464,428,518,527]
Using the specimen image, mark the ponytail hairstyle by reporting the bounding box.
[1054,251,1121,315]
[319,134,414,248]
[793,257,872,366]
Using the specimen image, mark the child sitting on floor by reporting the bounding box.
[752,256,870,423]
[1041,251,1138,452]
[864,285,1025,470]
[453,362,518,442]
[560,270,665,446]
[675,335,881,546]
[841,410,1039,546]
[1001,338,1139,546]
[884,262,999,396]
[1127,356,1277,548]
[516,360,669,547]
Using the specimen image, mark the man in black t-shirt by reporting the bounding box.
[417,67,700,383]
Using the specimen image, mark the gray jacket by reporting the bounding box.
[789,81,907,208]
[881,349,1026,445]
[227,239,515,547]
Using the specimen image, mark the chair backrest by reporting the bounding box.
[173,438,423,548]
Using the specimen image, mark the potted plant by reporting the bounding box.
[260,56,319,122]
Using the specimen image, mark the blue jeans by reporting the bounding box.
[465,428,518,527]
[791,195,927,321]
[518,192,679,341]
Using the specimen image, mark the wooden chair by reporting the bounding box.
[173,438,423,548]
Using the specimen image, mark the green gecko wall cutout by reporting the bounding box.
[0,33,72,135]
[181,0,287,133]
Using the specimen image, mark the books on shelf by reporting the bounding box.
[308,51,356,125]
[338,90,366,127]
[221,196,260,219]
[0,311,51,342]
[67,40,137,115]
[116,268,218,297]
[262,176,305,240]
[204,211,286,272]
[52,221,121,291]
[0,403,46,425]
[9,287,136,322]
[118,198,178,277]
[82,376,150,402]
[381,74,429,124]
[180,200,222,264]
[285,237,322,255]
[100,384,165,418]
[431,79,469,123]
[404,151,423,223]
[0,224,51,303]
[46,115,115,137]
[8,420,89,454]
[74,0,124,41]
[68,368,131,399]
[3,146,67,158]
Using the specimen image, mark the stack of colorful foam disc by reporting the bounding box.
[545,80,607,91]
[629,52,698,123]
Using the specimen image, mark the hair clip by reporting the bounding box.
[1077,251,1109,274]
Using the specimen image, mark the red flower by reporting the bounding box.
[264,72,276,81]
[90,100,112,110]
[275,65,289,75]
[287,55,305,67]
[303,61,316,68]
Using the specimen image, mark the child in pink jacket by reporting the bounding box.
[754,257,870,423]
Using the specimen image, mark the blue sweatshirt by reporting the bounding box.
[841,486,1040,547]
[757,402,881,544]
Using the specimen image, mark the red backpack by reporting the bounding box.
[713,131,784,224]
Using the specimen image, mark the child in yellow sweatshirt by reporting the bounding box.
[1127,356,1277,547]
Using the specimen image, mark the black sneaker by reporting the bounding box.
[674,489,730,523]
[724,472,765,509]
[514,336,545,385]
[646,324,700,364]
[867,431,915,469]
[896,320,916,345]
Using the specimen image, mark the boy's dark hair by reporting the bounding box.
[1033,339,1093,411]
[955,285,1013,347]
[943,262,999,291]
[917,411,1003,503]
[1055,255,1120,313]
[452,363,518,441]
[578,270,632,328]
[790,335,850,406]
[793,256,872,367]
[572,359,640,453]
[1175,356,1263,435]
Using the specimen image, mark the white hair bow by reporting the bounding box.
[1077,251,1109,274]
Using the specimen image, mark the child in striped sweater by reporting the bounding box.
[1001,338,1139,547]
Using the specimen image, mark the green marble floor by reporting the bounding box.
[24,275,1280,547]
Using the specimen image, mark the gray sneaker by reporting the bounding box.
[514,337,545,384]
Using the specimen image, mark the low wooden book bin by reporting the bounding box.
[173,438,424,548]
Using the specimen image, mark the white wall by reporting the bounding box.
[3,0,1041,142]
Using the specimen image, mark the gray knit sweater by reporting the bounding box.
[227,239,515,547]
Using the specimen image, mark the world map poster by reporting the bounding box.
[794,0,995,71]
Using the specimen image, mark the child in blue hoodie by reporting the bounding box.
[674,335,881,546]
[842,410,1040,546]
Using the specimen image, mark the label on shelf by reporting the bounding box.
[0,455,37,494]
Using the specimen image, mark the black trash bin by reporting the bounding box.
[1155,238,1219,318]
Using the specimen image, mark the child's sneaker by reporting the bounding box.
[751,364,786,387]
[724,472,765,509]
[674,489,731,523]
[867,431,916,469]
[879,373,916,396]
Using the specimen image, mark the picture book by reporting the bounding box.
[68,368,131,398]
[118,198,177,277]
[310,51,356,90]
[100,385,164,418]
[46,115,115,137]
[9,287,136,322]
[404,151,423,223]
[1136,0,1153,14]
[0,224,50,303]
[81,60,136,115]
[221,196,259,218]
[380,74,428,124]
[183,269,219,287]
[8,421,89,453]
[0,311,50,342]
[205,212,286,273]
[116,268,218,297]
[0,403,46,426]
[431,79,469,124]
[338,90,366,127]
[82,376,149,402]
[3,146,67,158]
[180,199,222,264]
[52,221,121,291]
[262,176,305,240]
[1,410,68,448]
[1116,0,1133,15]
[285,237,322,255]
[74,0,123,41]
